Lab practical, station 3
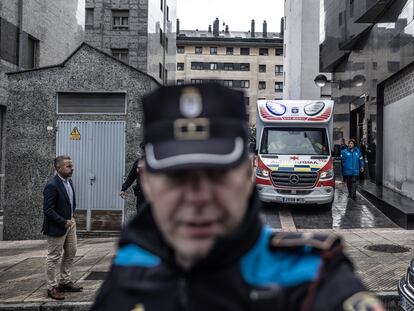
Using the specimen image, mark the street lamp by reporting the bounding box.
[314,74,366,89]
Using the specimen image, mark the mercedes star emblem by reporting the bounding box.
[289,174,300,184]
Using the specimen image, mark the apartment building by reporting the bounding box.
[85,0,177,84]
[176,19,283,124]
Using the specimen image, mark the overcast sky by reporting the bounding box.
[176,0,285,33]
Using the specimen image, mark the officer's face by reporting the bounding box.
[141,159,254,267]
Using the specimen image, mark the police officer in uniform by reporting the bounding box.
[92,83,383,311]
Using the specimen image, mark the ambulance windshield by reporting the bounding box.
[260,128,329,155]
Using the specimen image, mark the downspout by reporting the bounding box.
[17,0,23,69]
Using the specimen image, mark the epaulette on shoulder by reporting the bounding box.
[269,232,342,251]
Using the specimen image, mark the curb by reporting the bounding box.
[0,302,92,311]
[377,291,400,310]
[0,293,400,310]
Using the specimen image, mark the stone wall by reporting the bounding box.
[3,44,159,240]
[85,0,149,73]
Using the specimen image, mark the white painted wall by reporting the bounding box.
[283,0,327,100]
[383,92,414,200]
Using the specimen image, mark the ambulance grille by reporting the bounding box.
[271,171,318,188]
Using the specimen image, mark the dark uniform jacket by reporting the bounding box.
[92,192,369,311]
[42,174,76,237]
[121,159,144,200]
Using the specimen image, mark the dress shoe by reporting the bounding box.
[58,281,83,292]
[47,287,65,300]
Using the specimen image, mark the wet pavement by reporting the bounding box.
[260,181,399,230]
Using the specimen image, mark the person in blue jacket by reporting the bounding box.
[341,139,365,199]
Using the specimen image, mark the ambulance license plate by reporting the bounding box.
[282,198,305,203]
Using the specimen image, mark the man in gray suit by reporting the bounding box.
[42,155,83,300]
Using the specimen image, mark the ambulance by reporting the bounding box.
[255,100,335,210]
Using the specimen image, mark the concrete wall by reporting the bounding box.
[85,0,149,73]
[383,64,414,199]
[3,44,159,240]
[283,0,328,100]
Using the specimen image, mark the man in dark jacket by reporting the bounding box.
[341,139,365,199]
[92,84,383,311]
[42,156,83,300]
[120,143,146,213]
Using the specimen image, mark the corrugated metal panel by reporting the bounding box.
[56,121,125,211]
[56,121,90,211]
[90,121,125,210]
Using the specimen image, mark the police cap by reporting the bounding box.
[142,83,248,172]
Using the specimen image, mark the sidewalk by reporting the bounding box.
[0,229,411,310]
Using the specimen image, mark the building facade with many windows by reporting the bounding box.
[176,19,283,124]
[85,0,176,84]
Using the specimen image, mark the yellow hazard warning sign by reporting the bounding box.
[70,127,81,140]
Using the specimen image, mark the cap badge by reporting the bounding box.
[180,87,202,118]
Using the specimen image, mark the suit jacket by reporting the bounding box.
[42,174,76,237]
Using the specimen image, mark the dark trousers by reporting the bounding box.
[136,192,146,213]
[345,175,357,198]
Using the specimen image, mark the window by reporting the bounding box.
[260,128,329,155]
[275,48,283,56]
[210,47,217,55]
[160,0,163,11]
[283,44,286,57]
[240,48,250,55]
[85,8,94,27]
[275,82,283,92]
[191,79,203,84]
[240,63,250,71]
[24,36,39,69]
[244,97,250,106]
[223,80,233,88]
[350,0,354,18]
[111,49,128,63]
[177,46,185,53]
[112,10,129,29]
[195,46,203,54]
[177,62,184,71]
[159,63,163,79]
[164,69,168,82]
[275,65,283,75]
[210,62,218,70]
[160,28,163,45]
[372,62,378,70]
[259,81,266,90]
[339,12,343,26]
[259,65,266,72]
[240,80,250,88]
[177,79,184,85]
[57,92,126,114]
[259,48,269,56]
[224,63,234,71]
[167,6,169,21]
[191,62,203,70]
[226,47,234,55]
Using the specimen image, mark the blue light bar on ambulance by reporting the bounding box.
[266,101,286,116]
[304,102,325,116]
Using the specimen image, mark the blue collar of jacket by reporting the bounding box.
[118,190,263,271]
